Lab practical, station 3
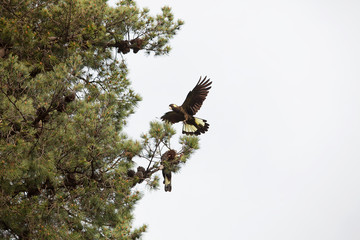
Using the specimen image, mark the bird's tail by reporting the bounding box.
[182,118,209,135]
[164,176,172,192]
[162,168,172,192]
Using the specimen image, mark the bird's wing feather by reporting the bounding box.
[161,111,185,123]
[181,76,212,115]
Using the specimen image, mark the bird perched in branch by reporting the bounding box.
[161,150,177,192]
[161,76,212,135]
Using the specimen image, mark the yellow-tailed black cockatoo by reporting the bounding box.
[161,76,212,135]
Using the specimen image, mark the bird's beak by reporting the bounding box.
[169,106,172,110]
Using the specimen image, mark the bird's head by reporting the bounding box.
[169,104,178,111]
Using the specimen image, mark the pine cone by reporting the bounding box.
[127,170,135,178]
[0,47,5,58]
[64,173,77,188]
[30,68,41,78]
[135,166,146,181]
[130,38,144,53]
[64,91,76,103]
[117,40,130,54]
[56,100,66,112]
[137,166,145,173]
[36,106,49,122]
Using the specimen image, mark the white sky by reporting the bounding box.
[110,0,360,239]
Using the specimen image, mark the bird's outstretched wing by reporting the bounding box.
[160,111,185,123]
[181,76,212,116]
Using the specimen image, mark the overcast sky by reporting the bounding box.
[110,0,360,239]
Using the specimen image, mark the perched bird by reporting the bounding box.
[161,76,212,135]
[161,150,177,192]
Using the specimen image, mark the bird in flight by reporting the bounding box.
[161,76,212,135]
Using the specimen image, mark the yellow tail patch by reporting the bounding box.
[164,177,171,186]
[194,118,205,126]
[183,123,197,133]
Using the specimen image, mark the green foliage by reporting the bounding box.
[136,121,199,184]
[179,135,200,163]
[0,0,197,239]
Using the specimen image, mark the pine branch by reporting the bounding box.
[0,88,27,123]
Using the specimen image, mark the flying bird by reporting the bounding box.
[161,76,212,135]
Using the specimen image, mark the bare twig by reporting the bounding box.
[145,139,161,172]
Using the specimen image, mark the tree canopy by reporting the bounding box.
[0,0,199,239]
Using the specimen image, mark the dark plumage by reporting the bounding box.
[161,76,212,135]
[162,168,172,192]
[161,150,177,192]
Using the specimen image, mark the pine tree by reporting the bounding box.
[0,0,199,239]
